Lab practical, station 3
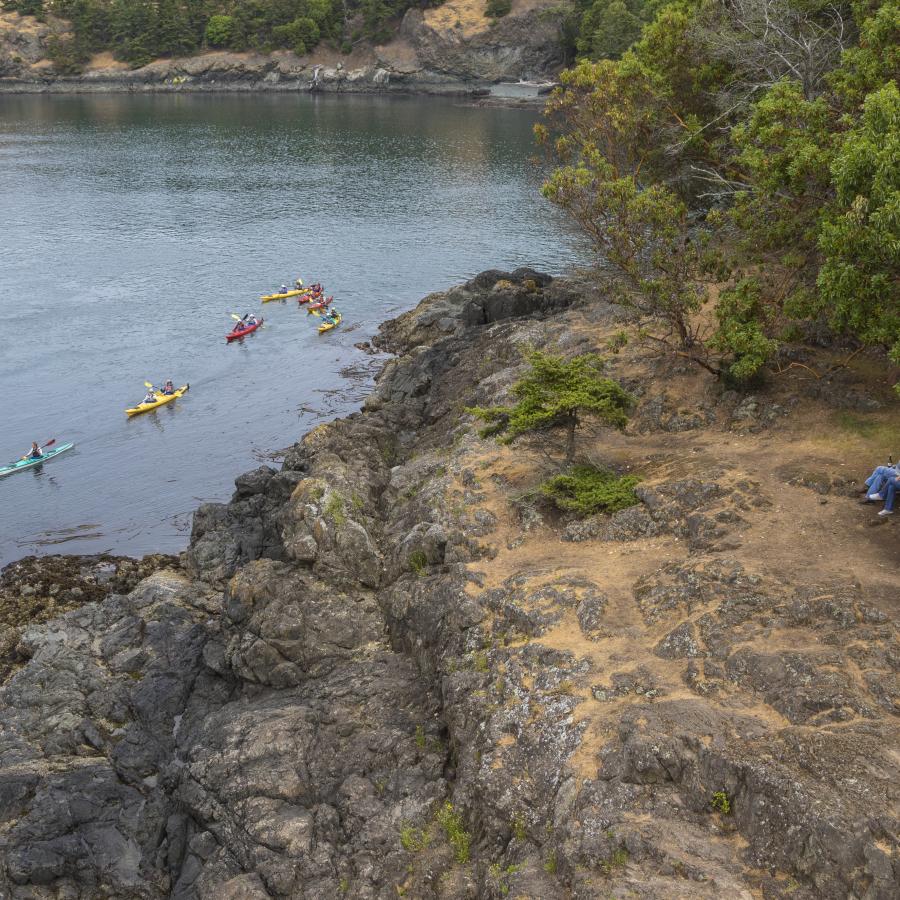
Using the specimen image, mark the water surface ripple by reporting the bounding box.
[0,93,583,564]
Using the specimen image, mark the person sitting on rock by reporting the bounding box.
[877,476,898,516]
[862,461,899,501]
[866,466,899,517]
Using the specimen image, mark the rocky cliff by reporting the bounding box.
[0,1,570,94]
[0,270,897,898]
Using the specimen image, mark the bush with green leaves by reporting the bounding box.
[204,15,235,48]
[436,802,471,864]
[538,0,900,387]
[485,0,512,17]
[538,465,640,516]
[468,350,632,463]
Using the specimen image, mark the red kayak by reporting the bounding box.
[226,318,263,342]
[307,296,333,312]
[298,291,323,306]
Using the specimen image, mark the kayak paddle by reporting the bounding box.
[20,438,56,460]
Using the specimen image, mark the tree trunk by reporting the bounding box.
[565,414,577,466]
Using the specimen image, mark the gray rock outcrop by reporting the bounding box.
[0,271,897,898]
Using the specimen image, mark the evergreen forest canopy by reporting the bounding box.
[2,0,443,68]
[544,0,899,387]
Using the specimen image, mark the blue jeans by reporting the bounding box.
[866,466,898,495]
[884,478,899,512]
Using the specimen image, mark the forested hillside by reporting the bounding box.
[0,0,444,69]
[544,0,899,386]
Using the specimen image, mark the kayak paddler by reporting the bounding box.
[294,277,303,289]
[142,389,157,405]
[280,284,289,295]
[27,441,43,459]
[247,314,258,326]
[162,380,175,395]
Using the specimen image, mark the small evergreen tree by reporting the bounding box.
[469,351,632,463]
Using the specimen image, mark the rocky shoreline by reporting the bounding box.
[0,270,897,898]
[0,4,566,98]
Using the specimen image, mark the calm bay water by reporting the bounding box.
[0,93,582,565]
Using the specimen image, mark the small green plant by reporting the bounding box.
[473,651,489,672]
[351,492,365,511]
[490,863,521,896]
[485,0,512,17]
[407,550,428,576]
[543,849,557,874]
[400,824,430,852]
[538,465,640,516]
[600,847,629,874]
[512,814,527,842]
[339,876,349,893]
[436,802,471,863]
[711,790,732,815]
[607,330,629,353]
[415,724,426,749]
[324,494,346,525]
[555,679,574,695]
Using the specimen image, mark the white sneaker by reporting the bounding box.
[868,493,883,501]
[878,509,894,517]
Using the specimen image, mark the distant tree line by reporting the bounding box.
[2,0,444,69]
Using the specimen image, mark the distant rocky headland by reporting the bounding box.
[0,269,896,898]
[0,2,568,95]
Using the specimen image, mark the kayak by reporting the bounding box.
[318,312,342,334]
[0,442,74,479]
[307,296,332,312]
[297,292,320,305]
[126,384,190,417]
[261,289,304,302]
[226,318,263,342]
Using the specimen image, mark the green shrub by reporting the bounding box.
[538,465,640,516]
[485,0,512,17]
[711,790,732,815]
[324,494,346,525]
[45,35,89,75]
[273,17,321,53]
[204,14,235,48]
[436,802,471,863]
[400,824,430,852]
[407,550,427,576]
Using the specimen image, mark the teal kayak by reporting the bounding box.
[0,443,75,479]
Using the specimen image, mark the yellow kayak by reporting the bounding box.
[318,312,342,334]
[126,384,190,417]
[261,289,304,302]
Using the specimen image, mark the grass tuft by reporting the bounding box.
[407,550,428,576]
[436,802,471,864]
